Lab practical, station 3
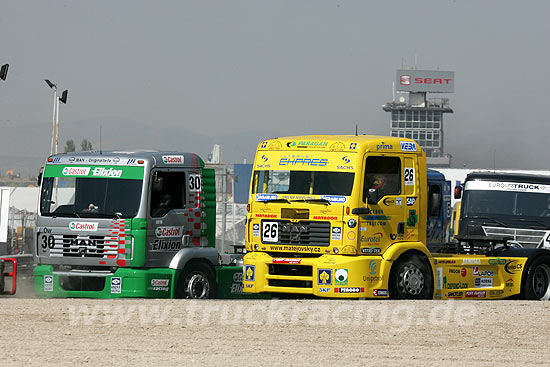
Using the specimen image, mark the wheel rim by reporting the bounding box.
[399,265,425,296]
[532,264,550,300]
[186,273,210,299]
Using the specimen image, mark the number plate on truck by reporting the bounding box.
[262,222,279,242]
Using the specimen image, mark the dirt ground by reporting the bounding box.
[1,292,550,366]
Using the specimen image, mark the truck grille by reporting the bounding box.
[264,220,331,246]
[482,226,547,248]
[48,234,123,258]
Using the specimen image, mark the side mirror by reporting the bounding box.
[454,185,462,199]
[351,207,370,215]
[37,167,44,186]
[367,188,379,205]
[153,175,164,191]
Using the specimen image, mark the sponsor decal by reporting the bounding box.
[162,155,184,164]
[155,226,183,238]
[260,141,268,148]
[447,291,463,298]
[461,268,467,277]
[390,233,399,240]
[363,275,383,282]
[288,140,329,148]
[400,141,417,152]
[406,197,417,206]
[151,239,183,251]
[110,277,122,294]
[255,213,278,218]
[373,289,388,297]
[319,287,331,293]
[272,258,302,264]
[252,223,260,237]
[334,268,348,285]
[313,215,338,220]
[341,156,351,164]
[332,227,342,241]
[449,268,460,274]
[69,221,98,232]
[490,290,504,297]
[347,219,357,228]
[396,197,402,206]
[320,195,347,203]
[44,275,54,292]
[150,279,170,291]
[505,260,523,274]
[318,269,332,285]
[472,267,494,277]
[462,258,481,265]
[436,267,443,290]
[255,193,278,201]
[474,277,493,288]
[466,291,486,298]
[383,197,395,206]
[92,167,122,177]
[505,278,514,288]
[62,166,91,176]
[361,215,392,221]
[407,210,418,227]
[261,155,268,163]
[349,143,357,150]
[335,287,363,294]
[347,231,356,241]
[244,265,255,281]
[376,142,393,150]
[360,232,383,243]
[464,180,550,194]
[488,258,506,266]
[279,157,328,167]
[436,260,457,264]
[361,247,381,254]
[369,260,377,275]
[446,281,468,290]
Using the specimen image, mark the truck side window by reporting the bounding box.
[150,171,186,217]
[428,184,441,217]
[363,156,401,202]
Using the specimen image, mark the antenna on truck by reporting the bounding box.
[355,123,358,136]
[99,125,102,155]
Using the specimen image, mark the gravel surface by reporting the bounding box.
[1,296,549,366]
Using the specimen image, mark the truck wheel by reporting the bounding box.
[177,262,217,299]
[389,254,433,299]
[523,256,550,300]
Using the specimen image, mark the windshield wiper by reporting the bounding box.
[292,199,331,205]
[514,218,550,230]
[465,215,507,227]
[261,198,291,204]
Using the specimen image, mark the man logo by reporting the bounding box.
[400,75,411,85]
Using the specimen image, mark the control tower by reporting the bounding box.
[383,69,454,167]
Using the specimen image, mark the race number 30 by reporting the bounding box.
[188,174,201,191]
[262,222,278,242]
[404,168,415,186]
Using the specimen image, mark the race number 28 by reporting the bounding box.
[262,222,278,242]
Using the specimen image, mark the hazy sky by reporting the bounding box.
[1,0,549,170]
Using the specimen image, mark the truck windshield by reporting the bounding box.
[253,170,354,196]
[40,176,143,218]
[463,190,550,219]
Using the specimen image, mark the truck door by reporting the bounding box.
[357,155,404,254]
[146,170,192,267]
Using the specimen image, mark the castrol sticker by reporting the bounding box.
[162,155,184,164]
[155,226,183,238]
[62,166,91,176]
[69,222,98,231]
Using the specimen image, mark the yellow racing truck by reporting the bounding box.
[243,135,550,300]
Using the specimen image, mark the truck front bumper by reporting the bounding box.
[242,252,391,298]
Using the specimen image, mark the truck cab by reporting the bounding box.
[34,151,218,298]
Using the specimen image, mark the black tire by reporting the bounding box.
[389,254,434,299]
[177,261,217,299]
[523,256,550,300]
